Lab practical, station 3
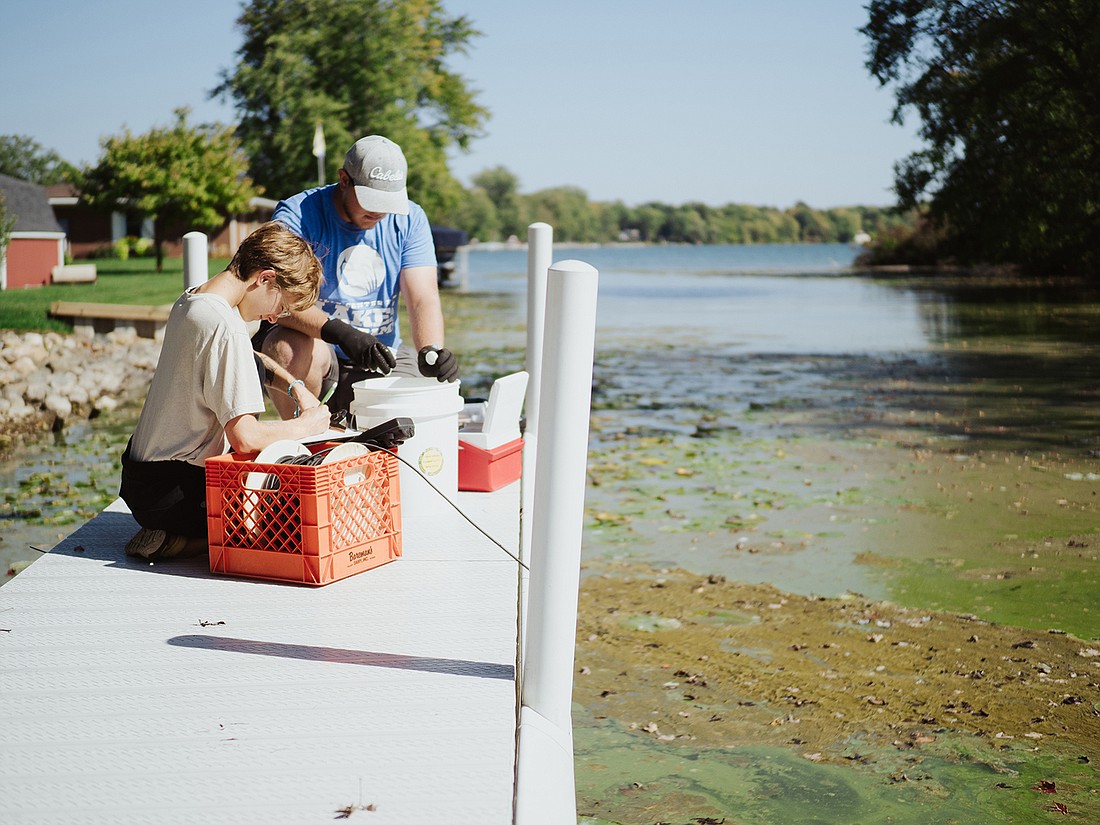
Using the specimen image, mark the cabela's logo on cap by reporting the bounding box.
[369,166,404,183]
[344,134,410,215]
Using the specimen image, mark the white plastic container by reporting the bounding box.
[350,376,463,514]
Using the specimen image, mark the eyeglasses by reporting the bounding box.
[269,281,292,319]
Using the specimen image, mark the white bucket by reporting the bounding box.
[350,376,463,515]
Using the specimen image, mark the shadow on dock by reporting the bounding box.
[168,634,515,680]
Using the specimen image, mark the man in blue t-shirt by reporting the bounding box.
[256,135,459,417]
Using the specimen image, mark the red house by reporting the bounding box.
[0,174,66,289]
[46,184,277,261]
[46,182,132,260]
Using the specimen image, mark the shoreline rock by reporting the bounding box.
[0,328,160,451]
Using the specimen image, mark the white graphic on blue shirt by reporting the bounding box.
[337,245,385,296]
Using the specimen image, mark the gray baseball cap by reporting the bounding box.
[343,135,409,215]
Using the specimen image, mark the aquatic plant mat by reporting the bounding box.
[574,560,1099,824]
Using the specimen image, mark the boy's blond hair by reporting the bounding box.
[228,221,322,312]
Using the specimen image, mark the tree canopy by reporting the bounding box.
[451,169,910,246]
[213,0,487,219]
[81,109,255,271]
[862,0,1100,275]
[0,135,78,185]
[470,166,524,240]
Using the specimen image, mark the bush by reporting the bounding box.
[87,243,121,260]
[85,236,155,261]
[130,236,154,257]
[855,213,955,267]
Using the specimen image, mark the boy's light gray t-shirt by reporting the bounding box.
[130,289,265,465]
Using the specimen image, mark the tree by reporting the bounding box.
[82,109,255,271]
[214,0,487,220]
[472,167,525,240]
[630,204,668,242]
[667,205,709,244]
[594,200,630,242]
[455,186,500,242]
[706,208,743,244]
[862,0,1100,274]
[0,135,78,185]
[788,202,835,243]
[828,208,863,243]
[526,186,592,242]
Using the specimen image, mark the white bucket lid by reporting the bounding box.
[352,375,461,398]
[351,374,463,418]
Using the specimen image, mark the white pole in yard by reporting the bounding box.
[312,123,327,187]
[521,222,553,567]
[182,232,208,290]
[514,259,598,825]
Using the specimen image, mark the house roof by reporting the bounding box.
[39,185,275,216]
[46,182,80,205]
[0,173,63,233]
[45,182,79,199]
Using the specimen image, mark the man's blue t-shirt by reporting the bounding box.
[272,184,436,349]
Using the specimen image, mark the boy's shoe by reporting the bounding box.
[125,528,207,560]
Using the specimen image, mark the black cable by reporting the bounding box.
[369,444,529,571]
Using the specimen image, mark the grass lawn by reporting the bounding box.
[0,257,230,332]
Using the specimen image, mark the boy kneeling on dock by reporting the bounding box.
[120,222,331,560]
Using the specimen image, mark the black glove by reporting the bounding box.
[320,319,396,374]
[418,346,459,382]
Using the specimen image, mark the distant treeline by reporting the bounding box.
[449,167,915,245]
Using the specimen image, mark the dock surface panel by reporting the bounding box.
[0,487,520,824]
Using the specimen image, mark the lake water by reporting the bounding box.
[463,242,927,352]
[4,242,1099,824]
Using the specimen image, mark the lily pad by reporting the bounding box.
[621,614,682,632]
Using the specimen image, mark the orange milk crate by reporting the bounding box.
[205,442,401,585]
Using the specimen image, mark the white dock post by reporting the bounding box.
[521,222,553,567]
[456,243,470,291]
[514,259,598,825]
[182,231,208,289]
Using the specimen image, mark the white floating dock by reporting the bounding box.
[0,486,521,824]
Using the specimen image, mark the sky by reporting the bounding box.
[1,0,922,209]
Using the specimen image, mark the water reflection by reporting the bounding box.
[905,275,1100,344]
